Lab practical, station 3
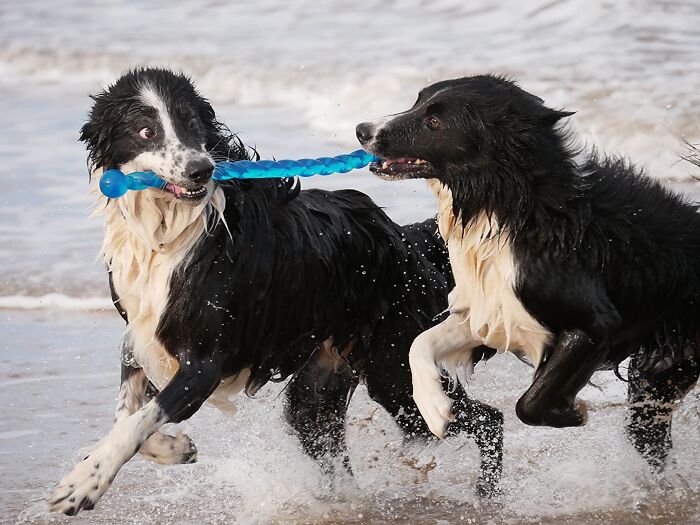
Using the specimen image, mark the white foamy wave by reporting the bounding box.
[3,45,698,184]
[0,293,114,311]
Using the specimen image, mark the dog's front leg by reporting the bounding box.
[115,340,198,465]
[514,272,622,427]
[515,330,607,427]
[409,313,479,439]
[48,352,222,516]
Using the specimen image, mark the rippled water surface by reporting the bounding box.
[1,1,699,523]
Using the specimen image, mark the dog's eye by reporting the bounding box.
[188,117,198,130]
[425,116,442,130]
[139,127,155,139]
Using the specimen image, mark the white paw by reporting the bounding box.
[413,382,454,439]
[411,369,454,439]
[47,450,115,515]
[408,317,467,439]
[139,430,197,465]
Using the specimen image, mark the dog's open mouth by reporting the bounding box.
[163,182,207,200]
[369,157,432,179]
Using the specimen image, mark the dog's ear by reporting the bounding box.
[523,92,545,106]
[529,105,575,126]
[545,108,575,124]
[80,93,115,175]
[516,88,575,126]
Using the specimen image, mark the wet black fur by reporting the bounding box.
[359,74,700,471]
[81,69,503,496]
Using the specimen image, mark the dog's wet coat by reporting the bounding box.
[48,69,504,515]
[357,74,700,468]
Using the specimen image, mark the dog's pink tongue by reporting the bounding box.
[167,183,185,196]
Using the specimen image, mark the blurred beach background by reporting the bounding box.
[1,1,699,523]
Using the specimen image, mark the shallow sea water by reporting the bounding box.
[2,311,699,525]
[1,1,699,523]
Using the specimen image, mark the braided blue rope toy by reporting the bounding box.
[99,149,379,199]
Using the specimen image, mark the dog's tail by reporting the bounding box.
[402,217,454,289]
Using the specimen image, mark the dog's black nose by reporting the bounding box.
[185,158,215,184]
[356,122,375,144]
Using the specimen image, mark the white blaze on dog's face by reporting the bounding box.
[120,85,214,201]
[81,69,219,203]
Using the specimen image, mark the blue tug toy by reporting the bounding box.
[99,149,379,199]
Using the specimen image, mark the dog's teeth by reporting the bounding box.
[382,161,390,170]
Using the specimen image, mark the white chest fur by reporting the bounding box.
[98,186,225,389]
[428,179,551,366]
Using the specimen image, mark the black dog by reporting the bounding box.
[48,68,503,515]
[356,74,700,474]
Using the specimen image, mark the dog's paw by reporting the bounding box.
[48,452,113,515]
[546,399,589,428]
[409,332,456,439]
[139,430,197,465]
[573,399,589,425]
[516,394,590,428]
[412,376,454,439]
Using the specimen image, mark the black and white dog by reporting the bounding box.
[356,75,700,472]
[48,68,503,515]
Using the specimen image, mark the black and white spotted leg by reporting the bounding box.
[626,343,700,471]
[48,352,222,515]
[114,357,147,424]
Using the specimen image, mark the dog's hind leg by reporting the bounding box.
[115,339,197,465]
[48,350,223,515]
[447,388,504,498]
[284,341,358,477]
[626,341,699,471]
